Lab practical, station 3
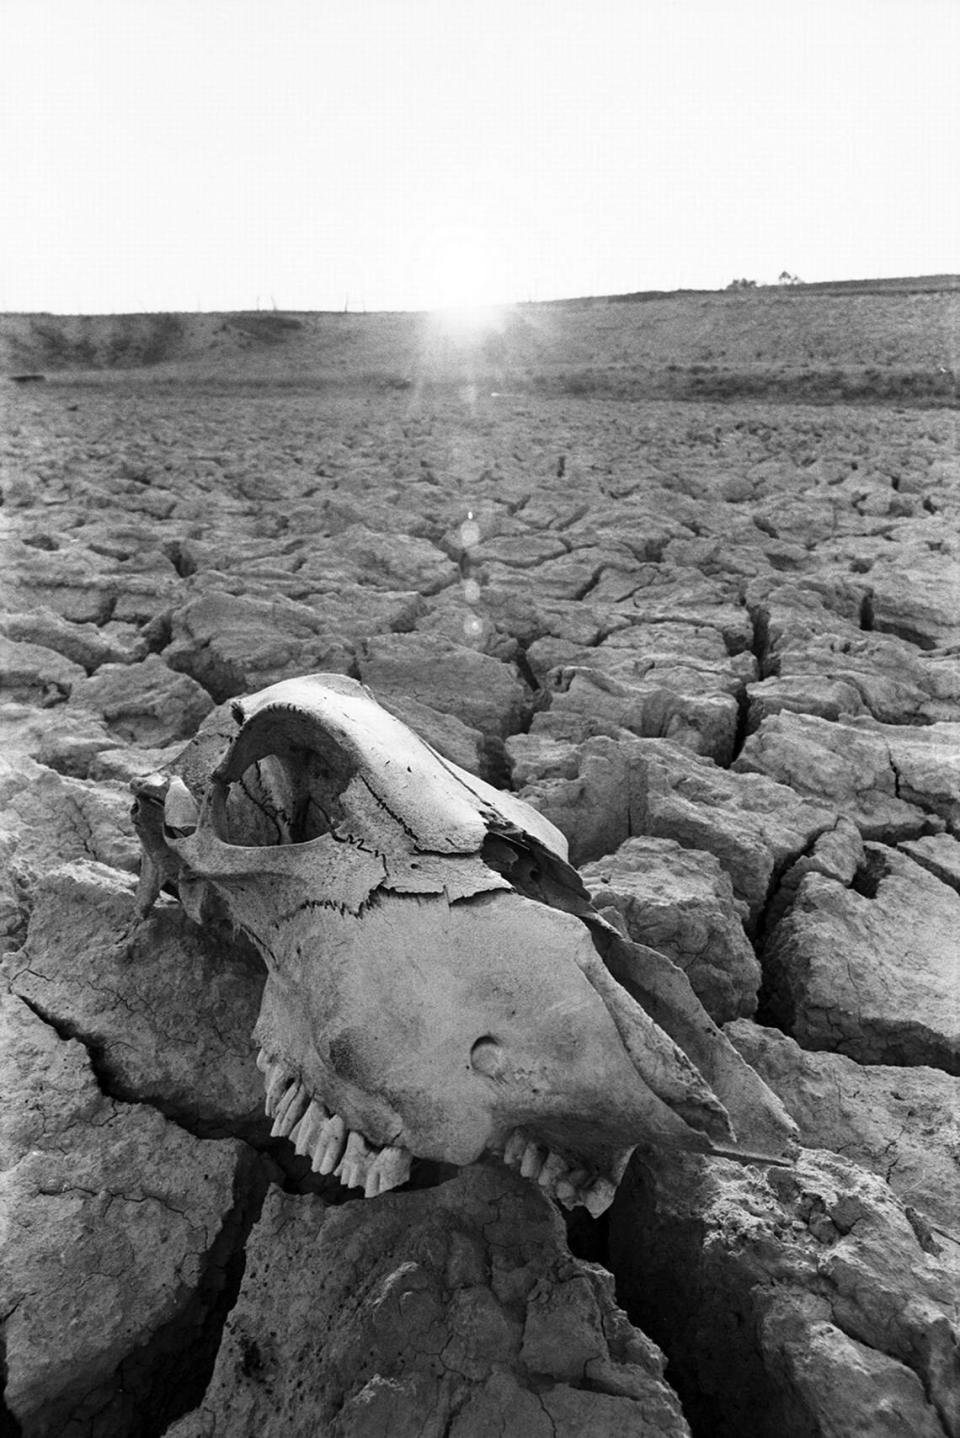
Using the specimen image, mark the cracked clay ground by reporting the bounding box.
[1,295,959,1437]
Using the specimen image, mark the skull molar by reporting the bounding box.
[132,673,797,1212]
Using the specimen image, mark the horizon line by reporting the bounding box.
[3,271,960,320]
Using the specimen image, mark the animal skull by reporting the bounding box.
[132,673,795,1213]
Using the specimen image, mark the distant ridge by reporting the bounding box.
[2,280,956,407]
[765,273,960,295]
[536,274,960,308]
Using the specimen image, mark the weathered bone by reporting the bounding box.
[537,1151,568,1192]
[502,1129,527,1168]
[364,1145,412,1198]
[290,1100,330,1161]
[131,672,797,1212]
[312,1113,347,1174]
[520,1141,546,1181]
[271,1082,310,1138]
[335,1130,376,1190]
[264,1062,292,1117]
[555,1170,589,1210]
[163,776,199,837]
[581,1176,617,1218]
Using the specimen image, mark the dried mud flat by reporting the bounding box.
[2,312,960,1437]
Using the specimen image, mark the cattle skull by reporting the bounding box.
[132,673,795,1213]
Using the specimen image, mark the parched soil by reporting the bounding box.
[1,293,959,1437]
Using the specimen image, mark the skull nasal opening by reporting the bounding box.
[212,714,358,847]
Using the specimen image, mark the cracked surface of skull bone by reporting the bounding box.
[131,672,796,1213]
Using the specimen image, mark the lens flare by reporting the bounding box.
[429,304,508,341]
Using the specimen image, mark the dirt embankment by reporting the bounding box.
[3,277,958,405]
[0,311,306,373]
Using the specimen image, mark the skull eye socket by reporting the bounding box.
[210,706,359,849]
[216,749,352,847]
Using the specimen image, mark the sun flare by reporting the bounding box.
[415,223,518,337]
[427,302,510,340]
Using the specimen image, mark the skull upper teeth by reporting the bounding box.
[290,1100,330,1158]
[256,1049,412,1197]
[263,1060,293,1114]
[334,1129,375,1189]
[364,1145,411,1198]
[313,1113,347,1175]
[270,1081,311,1138]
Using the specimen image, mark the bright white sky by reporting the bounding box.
[1,0,957,313]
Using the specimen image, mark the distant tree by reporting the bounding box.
[726,278,757,290]
[778,270,803,285]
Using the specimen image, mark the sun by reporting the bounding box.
[415,224,515,336]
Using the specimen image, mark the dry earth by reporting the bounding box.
[1,290,959,1437]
